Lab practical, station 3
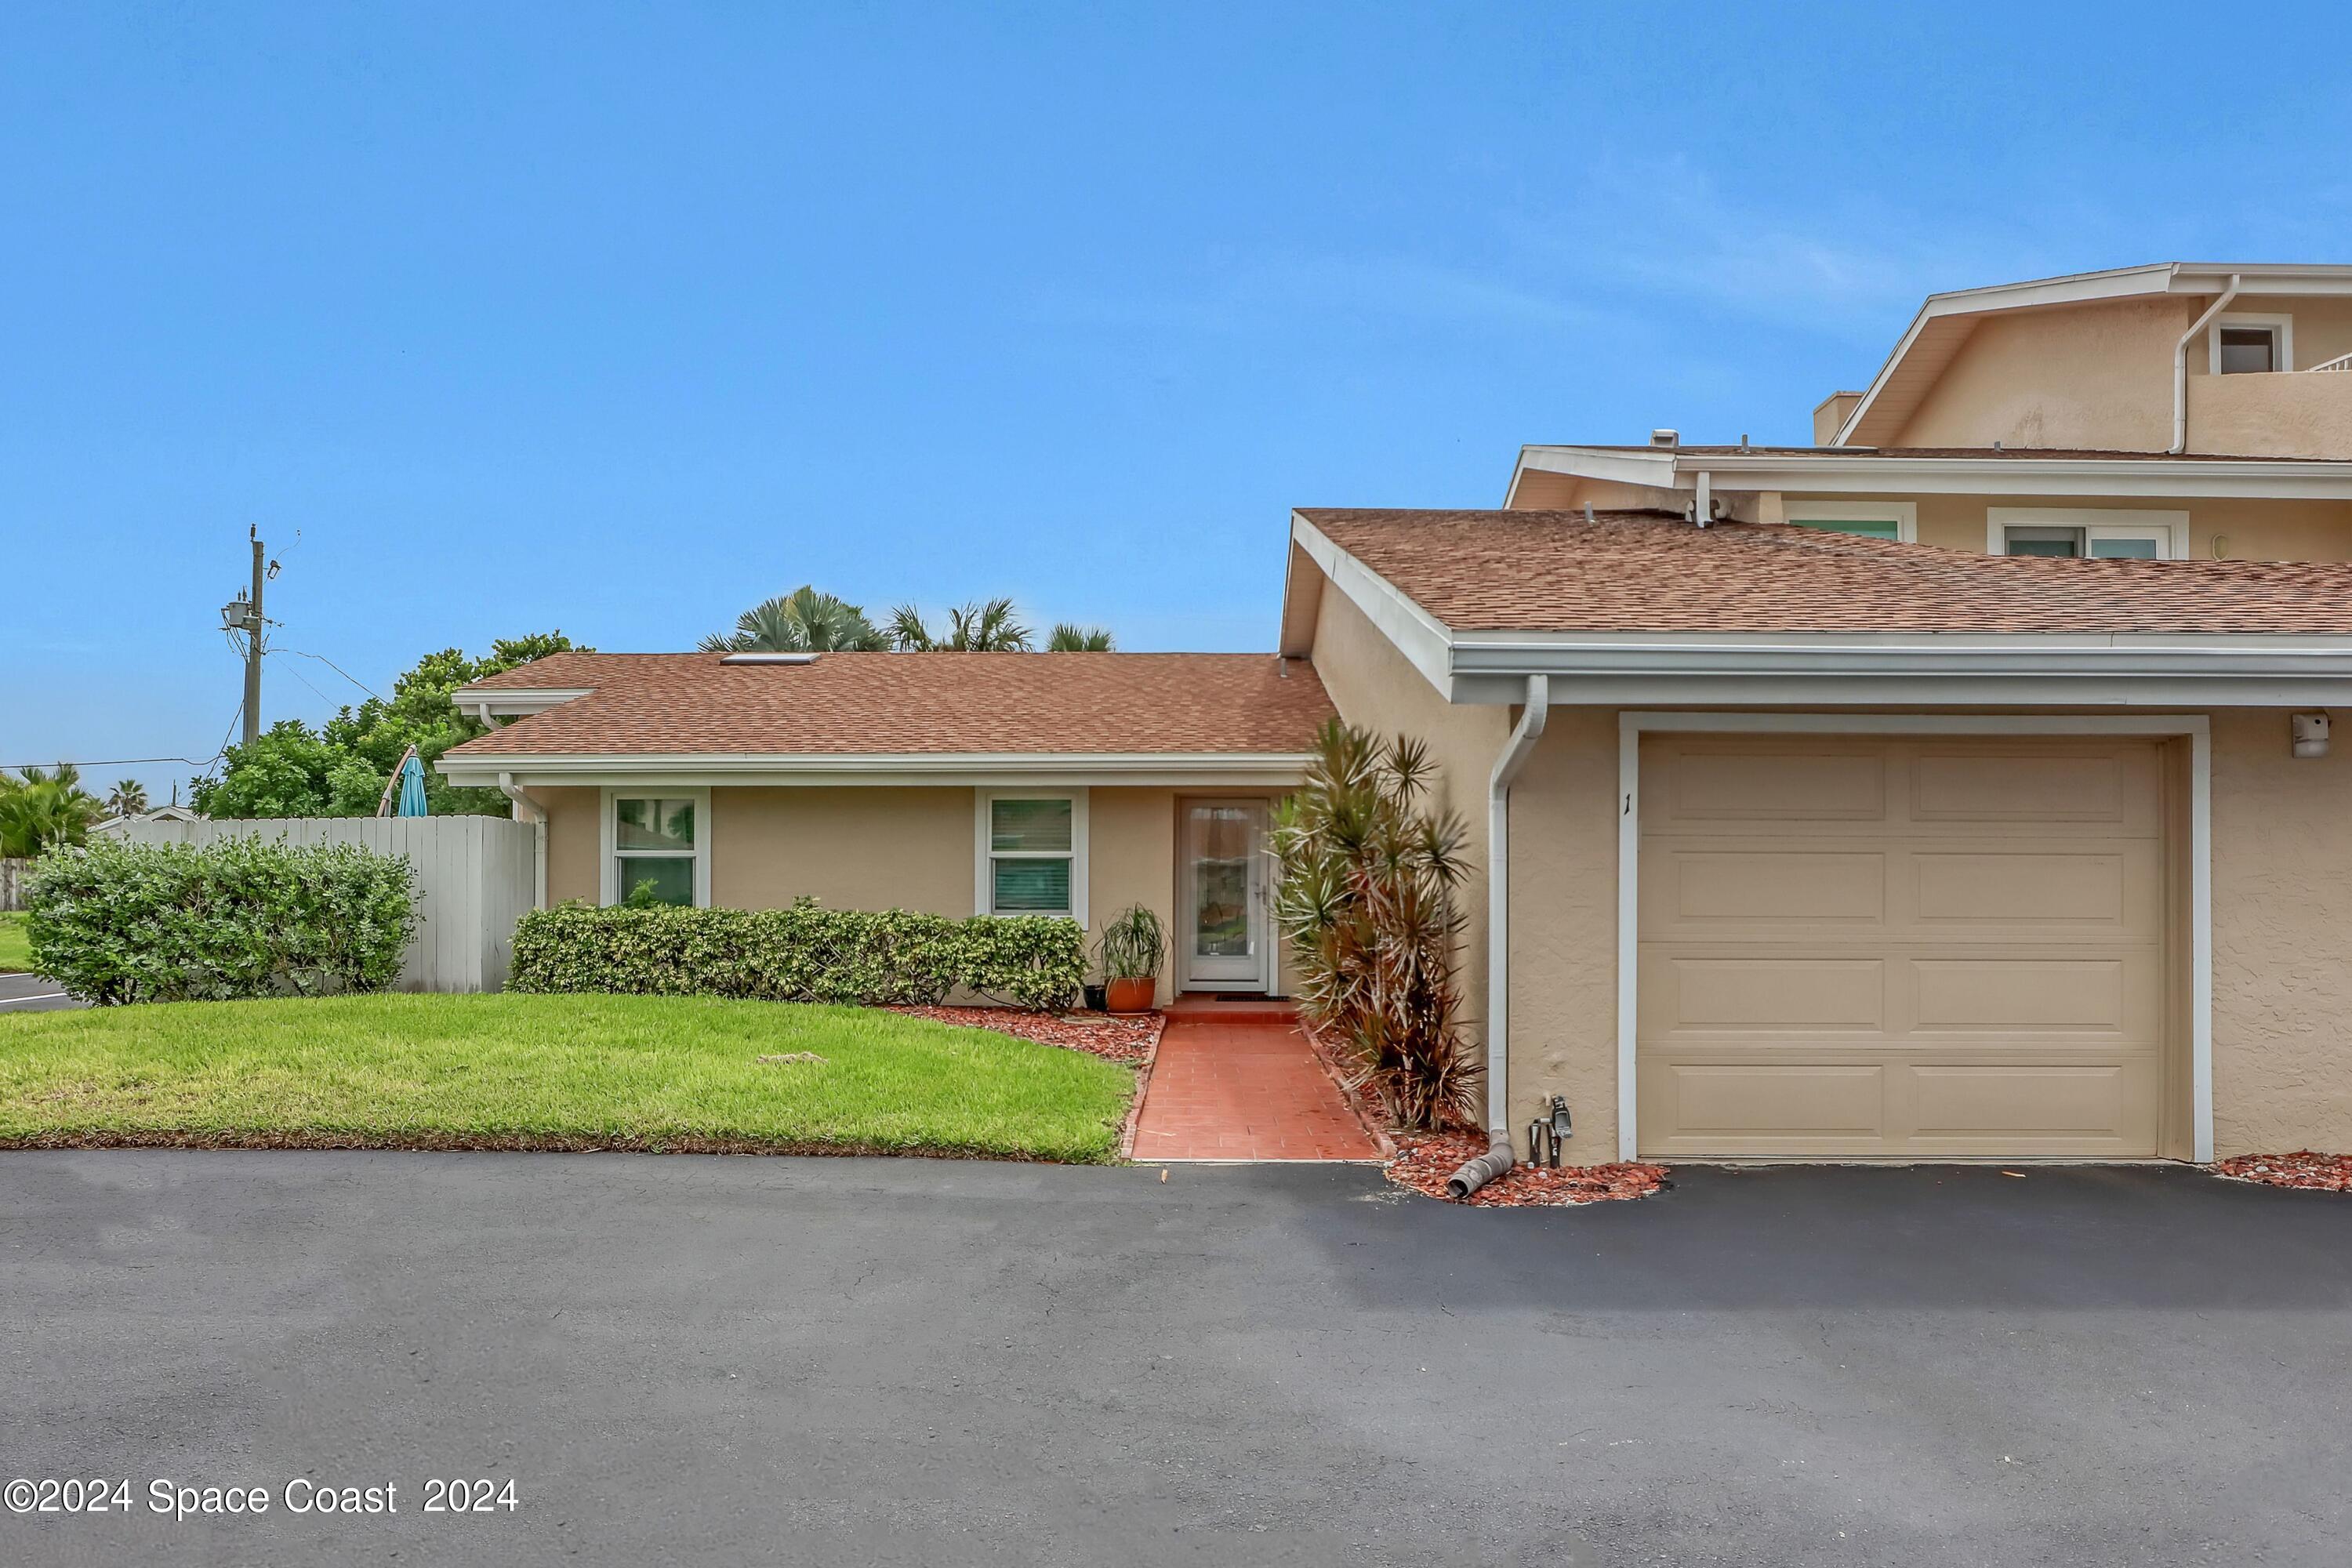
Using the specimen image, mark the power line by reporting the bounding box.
[269,645,380,699]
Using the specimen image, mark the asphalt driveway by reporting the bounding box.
[3,1155,2347,1566]
[0,972,79,1013]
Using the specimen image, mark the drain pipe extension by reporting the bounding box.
[2171,274,2240,453]
[498,772,550,910]
[1446,673,1552,1200]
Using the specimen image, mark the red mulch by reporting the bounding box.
[887,1006,1161,1066]
[1385,1131,1669,1207]
[2209,1150,2352,1192]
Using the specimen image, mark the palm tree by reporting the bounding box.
[104,779,150,819]
[1045,623,1115,652]
[699,586,888,653]
[0,764,101,858]
[886,597,1034,652]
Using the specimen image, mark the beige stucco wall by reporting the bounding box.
[2209,710,2352,1154]
[1306,570,1512,1040]
[1770,492,2352,561]
[712,787,976,914]
[1892,297,2191,452]
[1090,786,1179,1006]
[537,786,601,906]
[2186,294,2352,379]
[2187,372,2352,459]
[1494,707,2352,1161]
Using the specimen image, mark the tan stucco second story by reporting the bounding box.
[1826,263,2352,459]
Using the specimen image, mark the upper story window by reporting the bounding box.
[1782,500,1917,543]
[1987,508,2187,561]
[2211,314,2294,375]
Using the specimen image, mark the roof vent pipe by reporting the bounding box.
[1650,429,1679,448]
[2172,274,2241,453]
[1446,673,1551,1200]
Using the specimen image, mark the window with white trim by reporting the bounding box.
[1783,499,1917,542]
[609,794,701,907]
[1988,508,2187,561]
[2210,314,2293,375]
[978,791,1086,921]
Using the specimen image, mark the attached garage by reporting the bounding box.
[1634,731,2187,1161]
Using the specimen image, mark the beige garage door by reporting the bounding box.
[1637,735,2171,1160]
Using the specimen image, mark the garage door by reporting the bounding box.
[1637,735,2170,1160]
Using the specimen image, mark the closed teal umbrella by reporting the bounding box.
[394,753,429,816]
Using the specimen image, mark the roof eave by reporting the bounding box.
[439,751,1319,789]
[1513,447,2352,500]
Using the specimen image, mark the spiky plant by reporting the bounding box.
[1045,623,1114,652]
[1269,719,1475,1131]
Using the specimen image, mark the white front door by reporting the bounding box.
[1180,799,1272,991]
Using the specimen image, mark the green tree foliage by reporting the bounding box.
[1045,623,1115,652]
[887,597,1034,652]
[193,631,586,819]
[698,586,888,653]
[0,764,102,857]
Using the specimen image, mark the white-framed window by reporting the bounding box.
[600,787,710,907]
[1987,507,2189,561]
[2210,314,2294,376]
[975,789,1087,923]
[1781,499,1918,543]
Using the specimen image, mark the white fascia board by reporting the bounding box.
[1513,445,1679,489]
[1452,672,2352,707]
[2168,263,2352,296]
[1512,446,2352,500]
[1287,513,1457,698]
[1444,630,2352,706]
[438,752,1316,789]
[456,688,592,717]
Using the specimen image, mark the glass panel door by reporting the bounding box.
[1181,800,1271,989]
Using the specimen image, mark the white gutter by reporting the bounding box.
[1484,674,1550,1142]
[498,772,549,910]
[2172,274,2241,453]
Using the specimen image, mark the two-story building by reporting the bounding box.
[451,262,2352,1175]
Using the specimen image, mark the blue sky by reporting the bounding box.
[6,2,2350,800]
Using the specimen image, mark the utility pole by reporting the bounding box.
[220,528,268,748]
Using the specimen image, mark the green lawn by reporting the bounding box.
[0,913,30,974]
[0,993,1135,1161]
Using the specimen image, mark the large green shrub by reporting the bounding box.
[508,904,1083,1011]
[25,837,419,1004]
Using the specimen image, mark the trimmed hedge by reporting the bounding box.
[26,836,418,1005]
[507,904,1085,1012]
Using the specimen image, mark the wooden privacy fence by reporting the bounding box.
[107,816,539,993]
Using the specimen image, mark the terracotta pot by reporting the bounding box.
[1103,976,1157,1013]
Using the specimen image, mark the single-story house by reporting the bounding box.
[444,508,2352,1167]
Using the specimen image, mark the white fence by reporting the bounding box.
[111,816,539,993]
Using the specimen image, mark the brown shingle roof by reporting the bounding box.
[448,652,1333,757]
[1298,509,2352,635]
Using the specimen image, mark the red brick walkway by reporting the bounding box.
[1131,1004,1382,1162]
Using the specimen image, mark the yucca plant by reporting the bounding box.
[1269,718,1475,1131]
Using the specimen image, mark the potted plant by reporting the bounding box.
[1096,903,1166,1013]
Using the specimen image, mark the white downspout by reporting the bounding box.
[1445,674,1551,1198]
[1693,470,1712,528]
[2171,274,2241,453]
[498,771,549,910]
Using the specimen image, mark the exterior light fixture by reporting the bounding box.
[2292,712,2331,759]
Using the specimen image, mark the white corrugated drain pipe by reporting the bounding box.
[2171,274,2241,453]
[498,771,550,910]
[1446,673,1552,1199]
